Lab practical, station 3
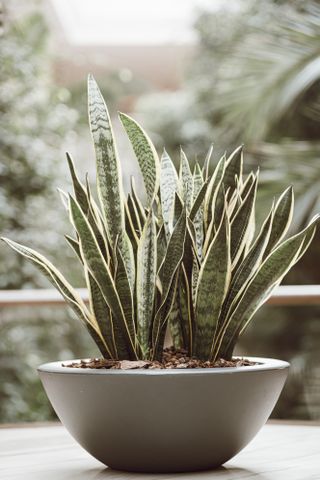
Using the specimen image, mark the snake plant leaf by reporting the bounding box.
[119,112,160,204]
[169,293,184,350]
[240,171,255,200]
[136,212,157,356]
[1,237,111,357]
[263,186,294,259]
[223,145,243,192]
[189,180,209,222]
[152,209,187,351]
[230,173,258,266]
[218,204,274,330]
[204,154,226,228]
[160,149,179,239]
[179,264,194,352]
[85,267,117,359]
[69,195,137,359]
[118,231,136,294]
[130,176,147,227]
[57,188,69,211]
[173,192,184,227]
[88,74,124,245]
[114,245,136,351]
[66,152,89,213]
[125,198,139,249]
[65,235,82,263]
[179,148,193,211]
[193,163,204,259]
[152,272,179,360]
[194,212,231,359]
[216,216,319,360]
[127,193,142,236]
[202,143,214,181]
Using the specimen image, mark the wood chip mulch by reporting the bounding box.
[63,347,256,370]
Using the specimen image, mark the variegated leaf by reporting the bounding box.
[160,149,179,239]
[69,195,137,359]
[85,266,116,359]
[136,213,157,357]
[152,209,187,353]
[263,186,294,258]
[119,112,160,204]
[230,174,258,266]
[88,74,124,245]
[193,163,204,258]
[217,204,274,334]
[1,237,110,358]
[194,213,231,359]
[202,143,214,181]
[223,145,243,192]
[216,216,319,360]
[179,148,193,211]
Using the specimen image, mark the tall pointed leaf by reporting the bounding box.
[152,209,187,353]
[160,149,179,239]
[88,74,124,245]
[1,237,110,358]
[179,148,193,211]
[230,174,258,266]
[119,112,160,204]
[263,186,294,258]
[216,216,319,359]
[136,213,157,356]
[69,195,137,359]
[194,213,231,359]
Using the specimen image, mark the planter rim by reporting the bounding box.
[38,356,289,376]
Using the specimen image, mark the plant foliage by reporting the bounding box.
[3,76,318,361]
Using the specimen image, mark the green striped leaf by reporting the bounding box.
[65,235,82,263]
[160,149,179,239]
[179,148,193,211]
[223,145,243,193]
[1,237,110,358]
[114,246,136,353]
[202,143,214,181]
[193,163,204,258]
[216,215,319,359]
[194,213,231,359]
[69,195,137,359]
[152,209,187,353]
[88,74,124,245]
[119,112,160,204]
[136,213,157,357]
[218,204,274,334]
[263,186,294,258]
[130,176,147,227]
[85,267,116,359]
[189,180,209,222]
[230,174,258,266]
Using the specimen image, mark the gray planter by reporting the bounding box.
[38,357,289,473]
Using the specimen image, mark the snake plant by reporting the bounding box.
[2,75,318,362]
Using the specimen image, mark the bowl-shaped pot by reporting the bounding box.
[38,356,289,473]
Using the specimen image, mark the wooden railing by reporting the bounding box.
[0,285,320,307]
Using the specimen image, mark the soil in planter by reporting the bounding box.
[63,347,256,370]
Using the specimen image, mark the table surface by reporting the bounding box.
[1,422,319,480]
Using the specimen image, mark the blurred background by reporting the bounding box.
[1,0,320,422]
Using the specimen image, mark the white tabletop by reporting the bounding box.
[1,422,319,480]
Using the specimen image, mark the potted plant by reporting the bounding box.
[3,75,318,473]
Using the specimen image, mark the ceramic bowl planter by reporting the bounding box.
[38,357,289,473]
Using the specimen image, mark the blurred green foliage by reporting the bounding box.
[0,2,92,422]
